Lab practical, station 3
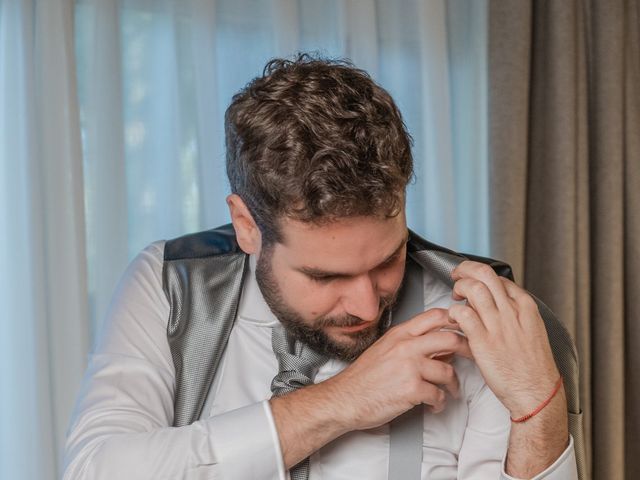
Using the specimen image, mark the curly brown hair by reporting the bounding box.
[225,53,414,244]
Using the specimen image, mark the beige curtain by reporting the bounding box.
[488,0,639,479]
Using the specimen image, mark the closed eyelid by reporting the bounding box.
[308,273,344,283]
[299,236,407,279]
[308,257,399,282]
[380,252,402,266]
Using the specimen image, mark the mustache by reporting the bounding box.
[314,293,398,328]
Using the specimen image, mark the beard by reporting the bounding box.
[255,246,400,362]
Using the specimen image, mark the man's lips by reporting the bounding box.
[332,321,374,333]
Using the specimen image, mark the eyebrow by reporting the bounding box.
[297,233,409,278]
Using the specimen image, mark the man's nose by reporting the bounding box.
[341,274,380,322]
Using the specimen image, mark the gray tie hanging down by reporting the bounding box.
[387,257,431,480]
[271,325,328,480]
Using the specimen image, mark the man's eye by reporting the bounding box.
[309,274,337,283]
[379,255,400,269]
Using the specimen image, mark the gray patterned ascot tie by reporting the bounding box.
[270,324,328,480]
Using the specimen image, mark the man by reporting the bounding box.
[64,55,578,479]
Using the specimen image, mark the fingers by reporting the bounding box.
[410,381,448,413]
[452,261,515,314]
[499,277,539,314]
[448,303,486,339]
[499,277,546,332]
[396,308,456,337]
[451,278,499,325]
[418,358,460,399]
[412,330,473,360]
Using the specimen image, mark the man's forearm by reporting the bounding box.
[505,386,570,478]
[270,377,351,469]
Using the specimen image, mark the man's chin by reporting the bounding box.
[323,322,381,358]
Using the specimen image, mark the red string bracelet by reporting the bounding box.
[510,376,564,423]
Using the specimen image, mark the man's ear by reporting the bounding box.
[226,194,262,254]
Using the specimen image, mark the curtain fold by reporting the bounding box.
[489,0,640,478]
[79,0,129,339]
[0,0,90,478]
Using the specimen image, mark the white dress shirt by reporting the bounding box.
[64,241,578,479]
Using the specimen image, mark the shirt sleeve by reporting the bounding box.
[63,243,284,480]
[500,436,578,480]
[456,381,511,478]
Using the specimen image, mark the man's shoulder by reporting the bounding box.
[163,224,244,261]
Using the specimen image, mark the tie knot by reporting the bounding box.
[270,325,327,397]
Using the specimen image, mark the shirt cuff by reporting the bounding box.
[206,400,286,480]
[501,435,578,480]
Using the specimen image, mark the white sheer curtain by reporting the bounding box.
[0,0,89,479]
[75,0,489,337]
[0,0,487,477]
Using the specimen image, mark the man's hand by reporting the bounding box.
[328,308,473,429]
[270,308,472,469]
[448,260,569,477]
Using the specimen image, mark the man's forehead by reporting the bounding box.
[274,214,408,270]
